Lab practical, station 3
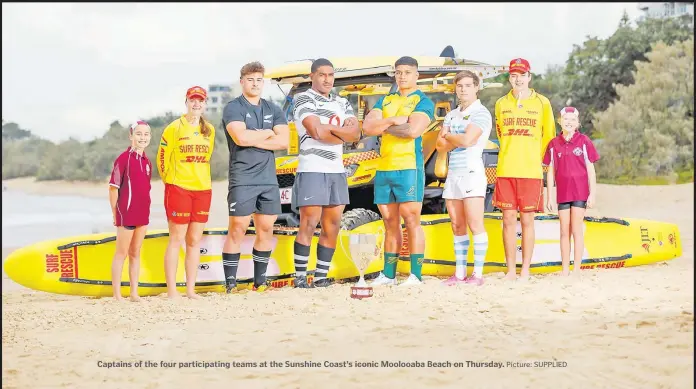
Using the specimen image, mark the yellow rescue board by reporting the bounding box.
[3,213,682,297]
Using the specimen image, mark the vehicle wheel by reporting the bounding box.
[340,208,381,231]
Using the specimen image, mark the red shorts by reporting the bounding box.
[493,177,543,213]
[164,184,212,224]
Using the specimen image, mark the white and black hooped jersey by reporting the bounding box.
[292,88,356,173]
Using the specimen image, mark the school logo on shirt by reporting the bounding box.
[573,147,583,156]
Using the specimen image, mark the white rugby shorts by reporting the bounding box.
[443,166,487,199]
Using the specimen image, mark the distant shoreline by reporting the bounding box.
[2,177,234,230]
[3,176,694,199]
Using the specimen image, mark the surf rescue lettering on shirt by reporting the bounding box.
[45,248,78,278]
[179,144,211,163]
[157,115,215,191]
[178,145,210,154]
[494,89,555,179]
[502,118,538,127]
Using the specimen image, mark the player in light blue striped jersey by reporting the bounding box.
[435,70,493,286]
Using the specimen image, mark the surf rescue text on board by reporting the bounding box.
[45,248,78,278]
[580,260,626,270]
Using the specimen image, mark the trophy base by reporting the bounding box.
[350,286,374,299]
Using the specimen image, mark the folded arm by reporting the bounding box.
[301,115,344,145]
[444,123,483,148]
[435,126,456,153]
[254,124,290,151]
[226,122,275,147]
[330,117,361,142]
[384,112,431,139]
[362,109,398,136]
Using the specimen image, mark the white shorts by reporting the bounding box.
[443,168,487,199]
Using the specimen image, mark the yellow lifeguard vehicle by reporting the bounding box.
[269,46,507,229]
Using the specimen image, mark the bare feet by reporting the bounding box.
[561,269,570,276]
[129,295,142,302]
[519,269,530,282]
[167,292,182,300]
[504,271,517,281]
[186,292,201,300]
[113,296,125,301]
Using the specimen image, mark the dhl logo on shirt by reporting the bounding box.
[179,144,210,163]
[505,129,533,137]
[184,155,209,163]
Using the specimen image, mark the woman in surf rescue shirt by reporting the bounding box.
[109,120,153,301]
[544,106,599,276]
[157,86,215,300]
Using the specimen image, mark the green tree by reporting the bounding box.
[2,120,33,141]
[593,38,694,182]
[564,12,693,136]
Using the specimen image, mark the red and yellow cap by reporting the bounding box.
[509,58,531,74]
[186,86,207,100]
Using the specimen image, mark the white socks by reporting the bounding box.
[454,235,469,279]
[472,232,488,278]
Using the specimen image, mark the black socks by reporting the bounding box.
[314,244,335,281]
[252,248,271,288]
[222,252,240,284]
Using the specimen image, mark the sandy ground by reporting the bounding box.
[2,178,694,389]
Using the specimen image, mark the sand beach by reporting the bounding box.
[2,178,693,389]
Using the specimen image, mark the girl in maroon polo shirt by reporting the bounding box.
[543,107,599,276]
[108,120,153,301]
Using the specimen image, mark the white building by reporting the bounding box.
[637,2,694,22]
[206,84,241,114]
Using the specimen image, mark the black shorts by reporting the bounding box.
[558,201,587,210]
[124,225,136,230]
[228,185,281,217]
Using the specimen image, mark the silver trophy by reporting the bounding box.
[347,232,383,299]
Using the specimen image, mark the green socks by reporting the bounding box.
[383,253,424,280]
[383,252,398,279]
[410,253,424,280]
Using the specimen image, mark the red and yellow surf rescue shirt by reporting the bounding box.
[494,89,556,179]
[157,115,215,191]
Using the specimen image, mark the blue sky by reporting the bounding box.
[2,2,642,142]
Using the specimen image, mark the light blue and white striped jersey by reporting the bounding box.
[443,99,492,176]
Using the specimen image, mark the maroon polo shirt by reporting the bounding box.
[109,147,152,226]
[543,132,600,204]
